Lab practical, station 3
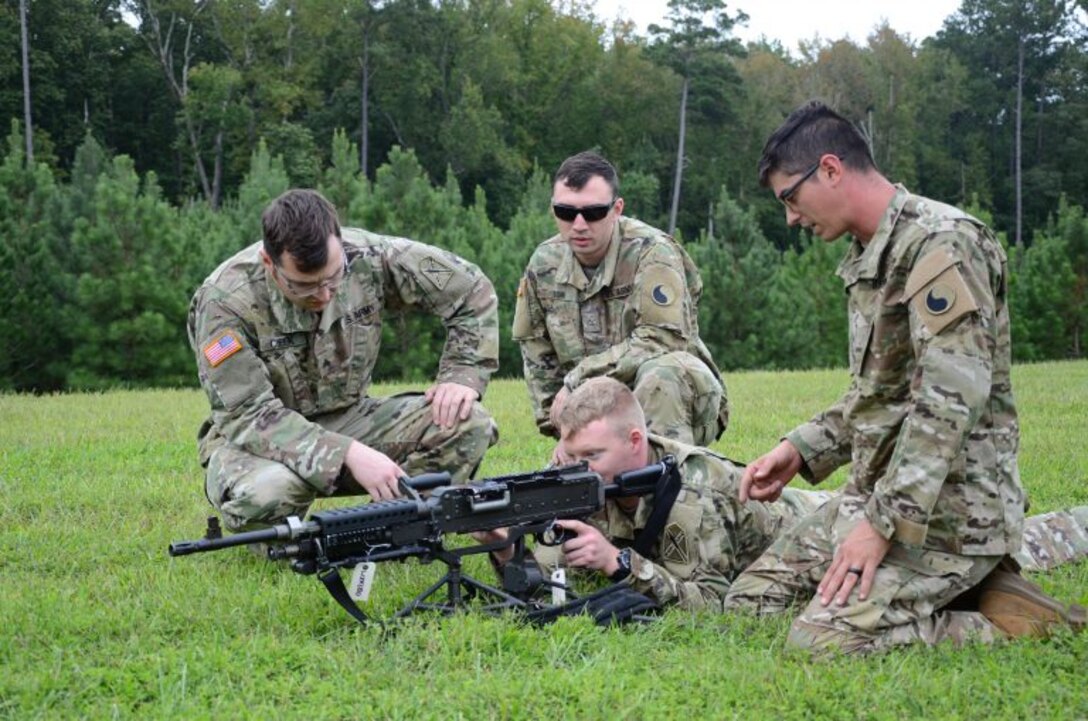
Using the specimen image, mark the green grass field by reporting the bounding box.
[2,362,1086,720]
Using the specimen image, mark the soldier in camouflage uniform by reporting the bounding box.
[723,101,1084,653]
[478,378,1087,613]
[188,189,498,535]
[528,377,833,610]
[512,151,728,447]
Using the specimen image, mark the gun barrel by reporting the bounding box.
[168,525,283,556]
[168,515,318,556]
[169,473,448,560]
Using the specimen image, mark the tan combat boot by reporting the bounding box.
[978,560,1087,638]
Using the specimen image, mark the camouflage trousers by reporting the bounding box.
[205,392,496,532]
[723,495,1005,655]
[1014,506,1088,571]
[770,495,1088,574]
[633,351,727,447]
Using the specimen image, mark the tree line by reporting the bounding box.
[1,0,1086,391]
[2,123,1085,392]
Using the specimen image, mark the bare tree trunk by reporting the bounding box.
[285,0,296,70]
[19,0,32,163]
[866,105,875,159]
[212,128,224,209]
[185,112,213,203]
[668,77,689,236]
[1015,35,1024,248]
[360,25,370,177]
[140,1,215,205]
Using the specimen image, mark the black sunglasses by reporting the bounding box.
[552,201,615,223]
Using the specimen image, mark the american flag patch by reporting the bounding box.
[203,331,243,367]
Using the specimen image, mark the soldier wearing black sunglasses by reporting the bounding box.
[512,151,729,458]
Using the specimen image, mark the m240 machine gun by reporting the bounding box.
[169,457,679,625]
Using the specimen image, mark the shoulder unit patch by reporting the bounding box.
[660,522,691,566]
[904,249,979,335]
[420,256,454,290]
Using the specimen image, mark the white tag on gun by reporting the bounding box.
[348,561,377,602]
[551,568,567,605]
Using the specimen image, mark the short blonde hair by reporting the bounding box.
[558,377,646,440]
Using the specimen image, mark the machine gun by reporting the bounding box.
[169,456,679,625]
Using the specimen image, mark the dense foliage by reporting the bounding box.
[1,0,1086,391]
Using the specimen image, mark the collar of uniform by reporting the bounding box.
[604,495,646,539]
[319,239,363,332]
[836,184,910,284]
[555,217,624,293]
[319,283,352,332]
[264,262,352,334]
[265,274,316,332]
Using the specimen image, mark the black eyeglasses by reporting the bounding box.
[777,162,820,205]
[552,201,615,223]
[273,247,348,297]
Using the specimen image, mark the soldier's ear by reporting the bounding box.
[259,248,276,273]
[820,154,846,187]
[613,197,624,217]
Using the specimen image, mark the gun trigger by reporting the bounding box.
[539,520,570,547]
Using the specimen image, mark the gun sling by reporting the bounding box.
[630,458,682,558]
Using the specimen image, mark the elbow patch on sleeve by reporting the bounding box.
[639,265,687,327]
[904,250,979,336]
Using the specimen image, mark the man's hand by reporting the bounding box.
[818,519,891,606]
[343,441,404,501]
[557,519,621,576]
[548,386,571,430]
[424,382,479,429]
[550,441,573,467]
[739,439,804,503]
[472,527,515,565]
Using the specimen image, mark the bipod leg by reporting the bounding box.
[394,550,530,619]
[458,572,530,616]
[394,572,454,618]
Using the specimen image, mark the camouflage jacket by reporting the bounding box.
[512,216,726,436]
[785,186,1024,556]
[534,435,797,611]
[187,229,499,494]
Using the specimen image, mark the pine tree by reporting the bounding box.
[0,121,69,390]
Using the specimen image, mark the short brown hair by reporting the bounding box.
[758,100,876,187]
[558,377,646,440]
[261,189,341,272]
[554,151,619,197]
